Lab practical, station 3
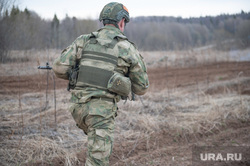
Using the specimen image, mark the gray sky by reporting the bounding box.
[19,0,250,20]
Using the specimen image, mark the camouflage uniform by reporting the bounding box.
[53,5,149,166]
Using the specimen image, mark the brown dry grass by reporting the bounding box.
[0,48,250,165]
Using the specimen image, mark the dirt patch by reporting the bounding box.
[0,74,68,95]
[1,61,250,95]
[148,61,250,91]
[0,59,250,166]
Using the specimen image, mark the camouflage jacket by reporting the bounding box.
[53,25,149,103]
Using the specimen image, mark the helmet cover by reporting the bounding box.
[99,2,130,25]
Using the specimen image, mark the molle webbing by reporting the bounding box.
[82,51,118,65]
[77,66,113,89]
[76,32,120,90]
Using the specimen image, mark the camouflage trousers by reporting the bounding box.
[69,98,117,166]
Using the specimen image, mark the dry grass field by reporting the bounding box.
[0,48,250,165]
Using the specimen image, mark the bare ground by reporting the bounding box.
[1,62,250,95]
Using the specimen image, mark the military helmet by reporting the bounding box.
[99,2,130,26]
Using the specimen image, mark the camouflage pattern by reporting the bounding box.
[53,25,149,103]
[99,2,130,24]
[69,99,117,165]
[53,25,149,165]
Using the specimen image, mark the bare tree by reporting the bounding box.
[0,0,17,62]
[0,0,16,19]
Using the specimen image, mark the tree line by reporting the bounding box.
[126,12,250,50]
[0,5,98,62]
[0,3,250,62]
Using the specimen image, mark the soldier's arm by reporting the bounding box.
[52,35,89,80]
[128,45,149,95]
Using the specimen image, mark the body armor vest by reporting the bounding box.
[75,31,131,96]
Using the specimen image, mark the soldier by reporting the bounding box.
[52,2,149,165]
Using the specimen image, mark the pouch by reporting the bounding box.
[107,73,131,97]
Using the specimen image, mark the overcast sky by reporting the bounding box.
[19,0,250,20]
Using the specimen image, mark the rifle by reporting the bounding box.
[67,59,80,91]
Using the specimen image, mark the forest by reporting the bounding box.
[0,3,250,63]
